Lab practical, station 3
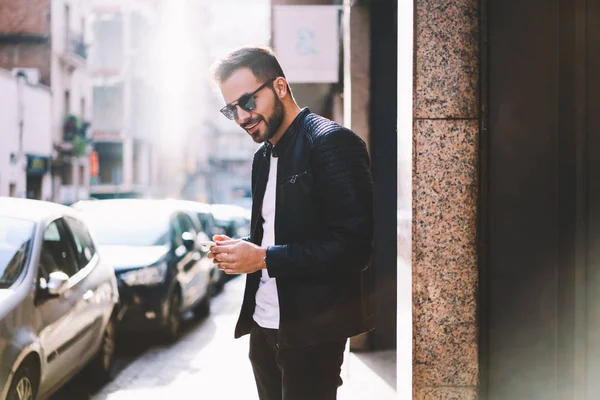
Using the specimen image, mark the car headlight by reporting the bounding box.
[120,261,167,287]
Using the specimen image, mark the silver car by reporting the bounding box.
[0,198,119,400]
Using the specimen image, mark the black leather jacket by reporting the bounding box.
[235,108,375,348]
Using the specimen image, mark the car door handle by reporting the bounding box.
[83,290,93,302]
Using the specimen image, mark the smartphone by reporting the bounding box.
[198,241,216,251]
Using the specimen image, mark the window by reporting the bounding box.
[92,85,124,131]
[79,165,85,186]
[196,212,213,235]
[0,216,35,288]
[64,217,96,270]
[178,213,197,236]
[171,215,185,249]
[92,16,124,69]
[62,162,73,185]
[64,90,71,116]
[39,219,79,279]
[64,5,70,48]
[77,204,170,247]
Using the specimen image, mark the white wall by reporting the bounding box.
[51,0,93,203]
[51,0,93,141]
[0,70,23,198]
[0,69,52,198]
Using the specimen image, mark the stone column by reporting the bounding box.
[343,0,370,151]
[341,0,372,351]
[412,0,479,398]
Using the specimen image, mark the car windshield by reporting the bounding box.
[0,216,35,289]
[78,206,170,247]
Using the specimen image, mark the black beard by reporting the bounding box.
[263,96,285,143]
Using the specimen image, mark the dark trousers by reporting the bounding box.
[249,322,347,400]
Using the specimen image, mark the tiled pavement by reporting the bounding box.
[91,277,397,400]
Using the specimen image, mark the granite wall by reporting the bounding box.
[412,0,480,398]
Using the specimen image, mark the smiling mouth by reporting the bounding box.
[244,120,261,132]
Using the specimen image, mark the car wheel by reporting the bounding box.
[88,317,116,382]
[7,363,38,400]
[193,291,211,319]
[163,290,182,342]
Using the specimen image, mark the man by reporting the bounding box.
[209,46,374,400]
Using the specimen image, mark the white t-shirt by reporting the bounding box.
[252,154,280,329]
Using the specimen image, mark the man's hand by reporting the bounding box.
[212,234,235,242]
[208,239,267,275]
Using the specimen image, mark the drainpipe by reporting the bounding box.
[15,71,27,196]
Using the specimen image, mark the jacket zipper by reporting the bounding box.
[282,170,308,184]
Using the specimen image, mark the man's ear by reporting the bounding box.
[274,77,287,98]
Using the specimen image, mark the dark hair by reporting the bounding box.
[212,46,286,84]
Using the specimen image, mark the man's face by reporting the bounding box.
[219,68,284,144]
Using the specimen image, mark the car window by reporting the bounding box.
[187,213,204,234]
[196,212,213,235]
[171,215,184,248]
[178,213,196,235]
[64,216,96,270]
[198,213,215,235]
[76,204,170,247]
[0,216,35,288]
[39,219,79,279]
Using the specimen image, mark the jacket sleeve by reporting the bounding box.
[264,128,374,278]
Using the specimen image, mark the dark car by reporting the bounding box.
[0,198,119,400]
[165,200,229,292]
[72,199,213,342]
[210,204,251,240]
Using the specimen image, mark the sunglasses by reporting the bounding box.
[220,78,276,120]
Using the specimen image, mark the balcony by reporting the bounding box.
[60,31,87,70]
[58,114,91,157]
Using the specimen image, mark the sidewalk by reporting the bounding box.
[91,277,396,400]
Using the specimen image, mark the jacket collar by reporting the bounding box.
[268,107,310,158]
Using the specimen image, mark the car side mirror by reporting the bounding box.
[46,271,69,296]
[182,231,196,251]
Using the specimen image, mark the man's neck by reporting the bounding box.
[270,104,302,146]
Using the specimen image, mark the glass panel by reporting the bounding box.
[78,205,170,247]
[64,217,96,269]
[0,216,35,288]
[40,219,79,278]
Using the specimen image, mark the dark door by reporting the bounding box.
[583,0,600,397]
[485,0,597,398]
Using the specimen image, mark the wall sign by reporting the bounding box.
[26,154,50,176]
[273,6,341,83]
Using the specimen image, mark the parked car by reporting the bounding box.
[211,204,251,240]
[165,200,228,293]
[72,199,213,342]
[168,201,222,239]
[0,197,119,400]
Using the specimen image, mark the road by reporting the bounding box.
[50,275,396,400]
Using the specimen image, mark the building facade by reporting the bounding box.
[0,0,93,204]
[179,0,270,208]
[0,69,52,200]
[88,0,161,199]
